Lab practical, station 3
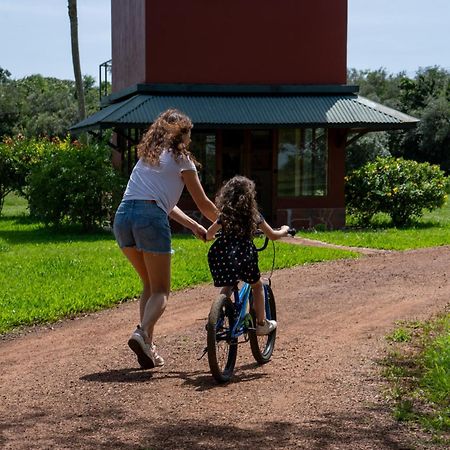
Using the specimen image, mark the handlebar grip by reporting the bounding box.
[287,227,297,237]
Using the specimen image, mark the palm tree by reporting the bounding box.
[68,0,86,121]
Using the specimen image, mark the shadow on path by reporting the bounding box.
[2,407,417,450]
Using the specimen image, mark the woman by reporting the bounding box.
[113,109,217,369]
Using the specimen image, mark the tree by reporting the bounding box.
[68,0,86,121]
[345,132,391,174]
[347,67,450,174]
[393,67,450,172]
[399,66,450,113]
[347,68,403,109]
[0,67,12,83]
[0,67,20,137]
[0,71,99,139]
[14,75,78,137]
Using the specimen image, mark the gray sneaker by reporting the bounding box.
[128,326,155,369]
[255,319,277,336]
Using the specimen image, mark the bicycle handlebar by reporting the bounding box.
[254,227,297,252]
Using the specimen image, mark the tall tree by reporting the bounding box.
[68,0,86,121]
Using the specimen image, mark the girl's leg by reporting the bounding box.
[250,279,265,325]
[251,279,277,335]
[220,286,233,297]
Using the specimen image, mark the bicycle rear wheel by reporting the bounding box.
[207,294,238,383]
[249,284,277,364]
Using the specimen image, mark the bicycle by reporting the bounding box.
[205,227,297,383]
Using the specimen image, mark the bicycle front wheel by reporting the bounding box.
[207,294,238,383]
[249,284,277,364]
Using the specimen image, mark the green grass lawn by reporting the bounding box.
[303,201,450,250]
[0,193,356,334]
[383,313,450,441]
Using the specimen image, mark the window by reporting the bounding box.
[277,128,328,197]
[190,131,216,197]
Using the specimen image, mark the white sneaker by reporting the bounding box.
[255,319,277,336]
[128,326,164,369]
[149,343,165,367]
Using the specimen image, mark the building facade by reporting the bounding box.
[72,0,418,228]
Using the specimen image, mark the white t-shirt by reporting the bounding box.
[122,149,197,214]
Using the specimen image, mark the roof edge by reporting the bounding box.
[102,83,360,106]
[357,96,420,123]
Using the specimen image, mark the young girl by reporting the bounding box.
[206,176,290,335]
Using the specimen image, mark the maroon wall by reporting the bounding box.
[112,0,348,89]
[111,0,147,92]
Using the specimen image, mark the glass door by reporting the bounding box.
[250,130,273,220]
[221,130,245,181]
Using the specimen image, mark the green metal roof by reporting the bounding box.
[70,93,419,133]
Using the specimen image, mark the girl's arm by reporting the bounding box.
[182,170,218,222]
[259,220,290,241]
[169,206,207,241]
[205,220,222,241]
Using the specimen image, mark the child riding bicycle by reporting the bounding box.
[206,175,290,335]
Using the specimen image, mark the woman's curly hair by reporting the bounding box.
[137,108,199,166]
[216,176,261,239]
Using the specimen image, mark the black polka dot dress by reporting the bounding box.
[208,234,260,287]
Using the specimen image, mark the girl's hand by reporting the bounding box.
[280,225,290,236]
[193,224,207,242]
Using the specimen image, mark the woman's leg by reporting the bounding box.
[141,251,171,343]
[120,247,152,323]
[121,247,171,343]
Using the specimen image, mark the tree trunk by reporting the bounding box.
[68,0,86,122]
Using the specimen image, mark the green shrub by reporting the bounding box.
[27,138,126,229]
[0,140,17,212]
[0,135,49,213]
[346,157,448,226]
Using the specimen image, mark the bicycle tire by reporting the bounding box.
[207,294,238,383]
[249,284,277,364]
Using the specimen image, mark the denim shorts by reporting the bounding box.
[113,200,171,254]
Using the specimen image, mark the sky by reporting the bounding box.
[0,0,449,83]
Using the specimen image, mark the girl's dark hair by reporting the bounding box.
[137,108,199,167]
[215,176,260,239]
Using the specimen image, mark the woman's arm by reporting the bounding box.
[182,170,218,222]
[259,220,290,241]
[169,206,207,241]
[205,220,222,241]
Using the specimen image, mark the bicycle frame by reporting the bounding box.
[230,281,272,339]
[230,283,251,338]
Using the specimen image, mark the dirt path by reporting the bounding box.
[1,245,449,449]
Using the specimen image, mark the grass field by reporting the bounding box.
[0,193,356,334]
[302,201,450,250]
[383,313,450,441]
